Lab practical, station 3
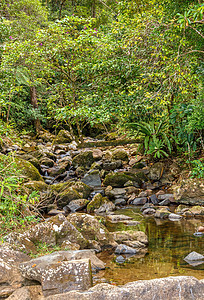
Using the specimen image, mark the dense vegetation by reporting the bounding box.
[0,0,203,157]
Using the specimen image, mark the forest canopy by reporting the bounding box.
[0,0,203,158]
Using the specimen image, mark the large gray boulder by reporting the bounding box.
[20,258,92,297]
[45,276,204,300]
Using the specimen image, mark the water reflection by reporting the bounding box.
[96,208,204,285]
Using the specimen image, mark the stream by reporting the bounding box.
[95,207,204,285]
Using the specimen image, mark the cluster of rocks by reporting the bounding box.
[0,211,149,298]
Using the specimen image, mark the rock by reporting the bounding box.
[7,287,31,300]
[23,181,48,192]
[47,209,66,216]
[142,208,156,215]
[122,220,140,226]
[72,151,94,169]
[55,130,72,144]
[66,199,89,212]
[115,244,138,254]
[158,194,175,203]
[115,255,126,264]
[141,203,154,212]
[92,149,103,160]
[20,258,92,297]
[19,154,40,170]
[105,187,126,199]
[103,171,147,188]
[14,156,43,181]
[68,141,78,150]
[184,251,204,261]
[158,199,170,206]
[149,194,158,205]
[168,213,182,221]
[123,240,147,249]
[81,170,101,187]
[198,226,204,233]
[103,160,122,171]
[148,162,164,181]
[111,231,148,246]
[45,276,204,300]
[67,213,117,250]
[132,161,146,169]
[87,193,115,214]
[132,197,147,205]
[106,214,133,222]
[154,207,170,219]
[0,246,30,296]
[114,198,126,206]
[112,149,129,162]
[40,157,55,167]
[51,181,93,208]
[188,206,204,216]
[173,178,204,205]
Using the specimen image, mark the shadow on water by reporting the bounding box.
[96,207,204,285]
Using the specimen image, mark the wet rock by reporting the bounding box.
[67,213,117,250]
[115,255,126,264]
[173,178,204,205]
[66,199,89,212]
[132,197,147,205]
[188,206,204,217]
[72,151,94,169]
[47,209,66,216]
[115,244,138,254]
[142,208,156,215]
[132,161,146,169]
[45,276,204,300]
[148,162,164,181]
[55,130,72,144]
[123,240,147,249]
[82,170,101,187]
[112,149,129,162]
[122,220,140,226]
[20,258,92,297]
[154,207,170,219]
[106,214,133,222]
[168,213,182,221]
[111,231,148,246]
[141,203,154,212]
[184,251,204,261]
[105,187,126,199]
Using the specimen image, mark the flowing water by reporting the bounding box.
[95,207,204,285]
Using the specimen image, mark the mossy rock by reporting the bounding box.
[23,181,48,192]
[51,181,93,199]
[14,157,44,181]
[57,187,82,208]
[132,162,146,169]
[87,193,107,213]
[18,154,41,170]
[55,130,72,144]
[112,149,129,162]
[103,171,147,188]
[72,151,94,169]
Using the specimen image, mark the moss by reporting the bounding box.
[13,156,43,181]
[72,151,94,168]
[23,181,48,192]
[57,187,82,208]
[103,173,135,187]
[51,181,93,198]
[132,162,146,169]
[55,130,72,144]
[112,149,128,161]
[87,193,105,213]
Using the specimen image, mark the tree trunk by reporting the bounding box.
[92,0,96,18]
[30,86,41,133]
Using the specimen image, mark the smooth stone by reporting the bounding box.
[184,251,204,261]
[115,255,126,264]
[115,244,138,254]
[132,197,147,205]
[107,214,133,222]
[168,213,182,221]
[149,194,158,205]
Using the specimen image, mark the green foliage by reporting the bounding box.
[30,241,62,258]
[189,159,204,179]
[128,120,171,159]
[0,154,40,235]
